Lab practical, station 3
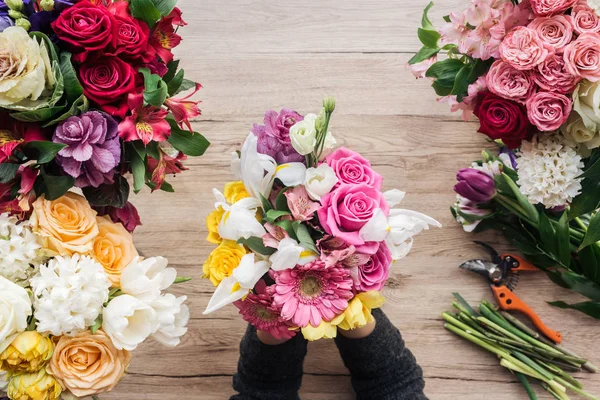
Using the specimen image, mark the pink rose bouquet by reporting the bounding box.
[202,98,440,341]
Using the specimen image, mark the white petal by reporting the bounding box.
[275,163,307,187]
[359,208,389,242]
[384,189,406,208]
[269,238,303,271]
[203,276,248,315]
[386,237,414,261]
[233,254,270,289]
[298,249,318,265]
[240,133,276,199]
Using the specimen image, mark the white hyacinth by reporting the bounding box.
[0,213,44,286]
[517,134,584,209]
[30,254,111,336]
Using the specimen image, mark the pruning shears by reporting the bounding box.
[460,241,563,344]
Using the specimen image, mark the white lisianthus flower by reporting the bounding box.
[304,164,338,200]
[102,294,158,351]
[0,276,31,353]
[290,113,318,155]
[573,80,600,132]
[30,255,110,336]
[120,256,177,303]
[0,213,45,286]
[561,112,600,150]
[151,294,190,347]
[517,134,584,209]
[0,26,55,107]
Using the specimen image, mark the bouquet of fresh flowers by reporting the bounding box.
[202,98,441,341]
[408,0,600,320]
[0,192,190,400]
[0,0,208,222]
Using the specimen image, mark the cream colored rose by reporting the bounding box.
[91,216,138,286]
[30,193,99,256]
[0,26,55,107]
[573,80,600,132]
[562,112,600,150]
[47,330,132,398]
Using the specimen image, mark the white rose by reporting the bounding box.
[318,131,337,160]
[562,112,600,150]
[573,80,600,132]
[290,113,318,155]
[102,294,158,351]
[0,26,55,107]
[120,256,177,303]
[304,164,338,200]
[151,294,189,347]
[587,0,600,14]
[0,276,32,353]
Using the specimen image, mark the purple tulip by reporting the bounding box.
[454,168,496,203]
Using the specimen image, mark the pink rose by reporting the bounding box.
[500,27,554,70]
[571,2,600,34]
[317,183,389,247]
[563,33,600,82]
[325,148,383,190]
[486,60,535,103]
[526,91,572,131]
[534,55,581,94]
[353,243,392,292]
[530,0,577,16]
[528,15,574,53]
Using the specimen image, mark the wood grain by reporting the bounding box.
[103,0,600,399]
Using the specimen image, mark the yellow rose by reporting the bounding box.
[47,330,132,398]
[202,240,247,286]
[7,368,61,400]
[301,314,344,341]
[337,291,385,331]
[0,332,53,374]
[30,193,99,256]
[206,206,225,245]
[90,216,138,286]
[223,181,250,204]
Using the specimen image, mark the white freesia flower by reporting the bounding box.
[290,113,318,155]
[562,112,600,150]
[30,255,110,336]
[0,26,55,107]
[240,133,277,199]
[304,164,338,200]
[102,294,158,351]
[269,237,317,271]
[360,190,441,260]
[0,213,45,286]
[213,189,265,240]
[0,276,31,353]
[573,80,600,132]
[204,254,270,314]
[151,294,190,347]
[517,134,584,209]
[120,256,176,303]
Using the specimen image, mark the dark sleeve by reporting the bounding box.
[334,308,428,400]
[230,324,308,400]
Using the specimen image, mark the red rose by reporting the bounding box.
[105,1,151,63]
[474,91,534,149]
[78,57,137,118]
[51,1,116,60]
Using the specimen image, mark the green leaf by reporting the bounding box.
[275,188,290,212]
[130,143,147,194]
[421,2,436,30]
[0,163,19,183]
[549,301,600,320]
[266,209,291,223]
[407,46,440,65]
[59,52,83,103]
[40,169,74,200]
[555,212,571,268]
[452,59,489,102]
[139,67,168,107]
[569,176,600,219]
[274,219,298,241]
[259,193,273,213]
[426,58,465,87]
[577,244,600,283]
[151,0,177,16]
[160,181,174,192]
[163,60,180,83]
[431,80,453,96]
[167,120,210,157]
[497,173,539,225]
[167,69,185,96]
[129,0,161,27]
[90,315,103,334]
[42,94,89,127]
[237,237,276,256]
[294,223,318,253]
[174,79,197,96]
[545,270,600,301]
[417,27,440,48]
[145,141,161,160]
[22,141,67,164]
[82,175,130,208]
[443,15,451,23]
[579,212,600,251]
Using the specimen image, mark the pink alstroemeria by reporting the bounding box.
[147,148,188,191]
[263,222,290,249]
[284,186,320,222]
[118,93,171,145]
[164,83,202,132]
[439,11,471,52]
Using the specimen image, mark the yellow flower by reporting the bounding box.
[301,314,345,341]
[202,240,248,286]
[7,368,61,400]
[90,216,138,287]
[337,291,385,331]
[30,193,99,256]
[206,206,226,245]
[0,332,54,374]
[223,181,250,204]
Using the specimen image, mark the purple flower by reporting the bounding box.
[0,15,12,32]
[252,109,305,164]
[54,111,121,188]
[500,147,518,170]
[454,168,496,203]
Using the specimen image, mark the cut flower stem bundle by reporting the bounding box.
[444,294,598,400]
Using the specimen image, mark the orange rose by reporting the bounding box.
[90,216,138,286]
[47,330,132,398]
[30,193,99,255]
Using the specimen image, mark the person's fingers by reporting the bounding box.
[256,330,292,345]
[337,319,377,339]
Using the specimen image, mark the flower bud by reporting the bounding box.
[315,109,326,132]
[454,168,496,203]
[5,0,23,11]
[7,369,62,400]
[15,17,30,31]
[40,0,55,11]
[0,331,54,373]
[8,9,24,19]
[323,96,336,113]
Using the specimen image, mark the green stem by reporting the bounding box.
[92,396,100,400]
[515,371,539,400]
[574,217,589,232]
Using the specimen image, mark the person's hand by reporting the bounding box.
[256,330,291,345]
[337,319,376,339]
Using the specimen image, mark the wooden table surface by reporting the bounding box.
[103,1,600,398]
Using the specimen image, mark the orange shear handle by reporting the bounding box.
[500,254,539,271]
[492,285,562,344]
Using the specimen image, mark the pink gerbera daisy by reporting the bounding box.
[271,260,354,328]
[234,281,296,340]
